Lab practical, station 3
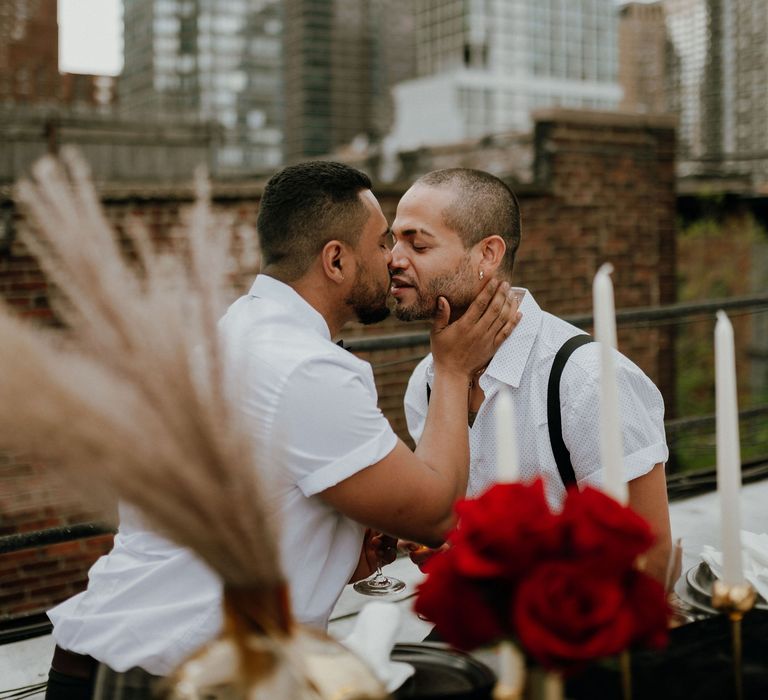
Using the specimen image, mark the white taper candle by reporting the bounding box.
[715,310,744,586]
[592,263,627,503]
[495,387,519,482]
[497,640,524,695]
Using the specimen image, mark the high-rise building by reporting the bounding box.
[664,0,768,185]
[0,0,59,103]
[618,2,669,114]
[0,0,118,110]
[281,0,416,163]
[386,0,622,151]
[663,0,719,164]
[122,0,283,174]
[726,0,768,184]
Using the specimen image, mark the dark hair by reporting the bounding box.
[415,168,521,279]
[257,161,373,280]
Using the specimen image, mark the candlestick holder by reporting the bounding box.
[492,683,522,700]
[711,580,757,700]
[493,666,565,700]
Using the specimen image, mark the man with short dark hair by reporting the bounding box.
[392,168,673,582]
[45,161,520,699]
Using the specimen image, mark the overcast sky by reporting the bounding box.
[59,0,122,75]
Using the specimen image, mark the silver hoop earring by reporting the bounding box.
[479,270,484,280]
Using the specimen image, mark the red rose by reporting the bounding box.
[512,561,635,671]
[562,486,655,572]
[414,547,506,650]
[451,480,563,579]
[624,569,670,648]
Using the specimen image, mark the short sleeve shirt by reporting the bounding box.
[404,290,668,508]
[49,275,398,674]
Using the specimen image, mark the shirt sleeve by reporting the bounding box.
[404,356,431,445]
[560,347,669,487]
[276,355,398,497]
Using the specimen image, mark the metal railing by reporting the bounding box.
[1,293,767,556]
[345,292,768,352]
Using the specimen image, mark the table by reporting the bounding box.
[3,477,768,697]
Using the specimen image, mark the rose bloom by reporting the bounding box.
[451,479,563,580]
[414,547,506,650]
[625,569,670,648]
[511,561,638,671]
[561,486,655,573]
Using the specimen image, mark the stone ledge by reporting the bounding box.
[533,108,678,131]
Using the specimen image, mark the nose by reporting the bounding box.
[389,240,409,272]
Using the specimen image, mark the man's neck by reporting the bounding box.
[262,269,349,338]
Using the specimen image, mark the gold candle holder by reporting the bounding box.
[711,580,757,700]
[492,684,522,700]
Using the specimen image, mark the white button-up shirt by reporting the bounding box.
[50,275,398,674]
[404,289,668,507]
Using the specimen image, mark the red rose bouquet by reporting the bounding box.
[414,479,669,673]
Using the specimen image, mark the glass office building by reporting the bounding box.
[388,0,622,150]
[122,0,283,174]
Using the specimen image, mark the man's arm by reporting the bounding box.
[321,279,520,547]
[561,347,672,582]
[629,463,674,584]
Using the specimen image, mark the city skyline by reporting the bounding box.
[58,0,659,76]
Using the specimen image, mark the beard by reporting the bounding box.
[393,254,477,323]
[346,264,391,325]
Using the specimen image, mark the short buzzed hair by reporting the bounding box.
[416,168,521,279]
[257,161,373,280]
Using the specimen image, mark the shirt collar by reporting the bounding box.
[482,289,541,389]
[248,274,332,341]
[425,288,541,390]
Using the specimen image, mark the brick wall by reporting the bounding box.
[525,110,678,406]
[0,453,114,622]
[0,109,677,622]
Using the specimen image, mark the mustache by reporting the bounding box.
[390,273,416,286]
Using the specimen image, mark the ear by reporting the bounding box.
[320,240,349,284]
[476,235,506,277]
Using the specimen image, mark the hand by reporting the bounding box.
[430,278,522,379]
[350,530,398,583]
[399,540,450,572]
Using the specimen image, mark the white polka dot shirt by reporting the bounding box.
[404,290,669,508]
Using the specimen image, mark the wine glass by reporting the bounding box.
[353,565,406,595]
[353,533,406,596]
[665,537,697,627]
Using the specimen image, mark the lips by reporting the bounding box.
[390,277,415,298]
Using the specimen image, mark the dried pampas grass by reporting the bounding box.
[0,147,283,594]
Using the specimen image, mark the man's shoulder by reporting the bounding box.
[531,313,595,367]
[221,298,366,381]
[542,319,660,398]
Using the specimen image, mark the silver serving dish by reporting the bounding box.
[675,561,768,615]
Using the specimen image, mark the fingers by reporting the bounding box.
[477,280,516,329]
[409,543,449,570]
[489,287,522,344]
[430,297,452,336]
[409,547,435,569]
[493,309,523,346]
[379,545,397,567]
[459,277,501,325]
[373,533,398,567]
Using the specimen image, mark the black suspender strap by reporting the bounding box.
[547,334,594,490]
[425,333,593,489]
